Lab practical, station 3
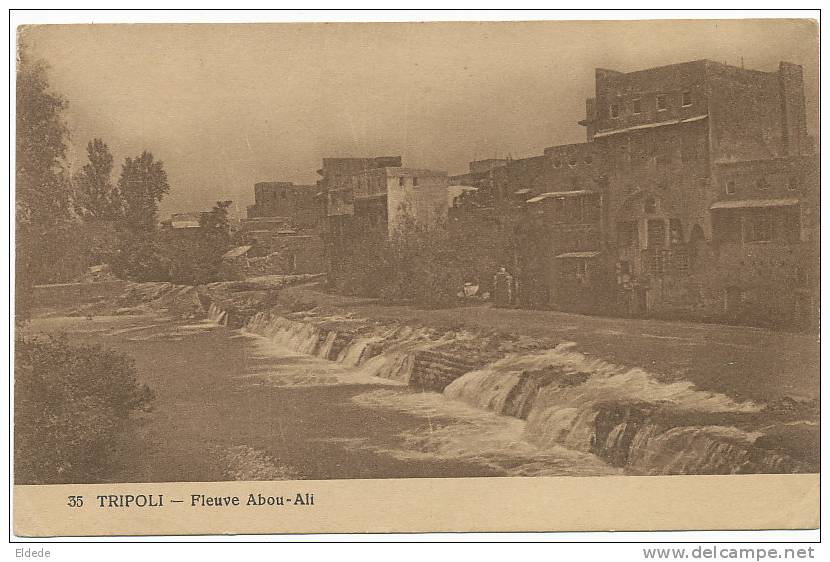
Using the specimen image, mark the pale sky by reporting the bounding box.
[22,19,818,217]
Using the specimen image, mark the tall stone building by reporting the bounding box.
[450,59,816,328]
[318,156,450,290]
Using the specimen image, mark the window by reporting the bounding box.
[657,94,668,111]
[647,219,666,248]
[412,177,419,187]
[787,175,800,191]
[617,221,638,247]
[681,136,700,163]
[746,211,773,242]
[610,103,620,118]
[725,180,736,195]
[399,177,405,187]
[632,98,642,114]
[669,218,683,245]
[756,177,769,191]
[682,91,693,107]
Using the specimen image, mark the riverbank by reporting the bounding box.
[26,278,820,476]
[236,283,818,475]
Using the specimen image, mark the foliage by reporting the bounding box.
[15,43,71,227]
[15,43,74,318]
[332,212,464,308]
[164,200,234,285]
[14,335,154,484]
[112,232,171,282]
[118,151,170,232]
[74,138,123,221]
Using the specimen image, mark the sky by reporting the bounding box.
[22,19,818,217]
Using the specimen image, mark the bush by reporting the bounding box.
[14,335,154,484]
[333,215,464,308]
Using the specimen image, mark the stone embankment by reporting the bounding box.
[39,276,819,476]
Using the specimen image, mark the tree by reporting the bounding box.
[16,43,71,227]
[118,151,170,233]
[199,200,233,245]
[166,201,234,285]
[16,43,74,315]
[74,138,122,221]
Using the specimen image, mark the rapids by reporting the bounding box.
[239,308,817,475]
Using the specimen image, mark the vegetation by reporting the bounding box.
[165,200,234,285]
[332,213,465,309]
[73,138,124,221]
[14,335,154,484]
[15,44,156,486]
[15,42,74,316]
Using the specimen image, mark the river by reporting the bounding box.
[29,313,618,482]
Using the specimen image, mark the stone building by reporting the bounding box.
[450,58,816,328]
[240,180,326,275]
[246,181,319,230]
[318,156,450,290]
[587,60,816,325]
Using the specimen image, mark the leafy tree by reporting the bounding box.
[15,43,73,316]
[166,201,234,285]
[74,138,123,221]
[199,200,233,245]
[111,151,171,280]
[16,43,71,227]
[118,151,170,232]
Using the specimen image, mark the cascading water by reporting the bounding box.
[207,303,228,326]
[244,311,464,383]
[241,310,817,475]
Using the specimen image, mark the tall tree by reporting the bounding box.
[16,43,71,227]
[74,138,122,221]
[199,200,233,244]
[117,151,170,232]
[16,43,74,314]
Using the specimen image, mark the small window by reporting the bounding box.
[746,211,773,242]
[617,222,638,247]
[412,177,419,187]
[399,177,405,187]
[610,103,620,118]
[725,180,736,195]
[669,218,683,245]
[787,175,800,191]
[756,177,769,191]
[632,99,642,114]
[682,91,693,107]
[657,94,668,111]
[647,219,666,248]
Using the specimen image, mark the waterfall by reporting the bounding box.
[241,312,816,475]
[207,303,228,326]
[243,312,474,384]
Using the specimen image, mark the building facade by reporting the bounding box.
[450,59,816,328]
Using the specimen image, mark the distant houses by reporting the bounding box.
[171,57,817,329]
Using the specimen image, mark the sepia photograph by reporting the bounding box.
[11,12,820,537]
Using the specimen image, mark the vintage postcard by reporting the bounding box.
[12,15,819,537]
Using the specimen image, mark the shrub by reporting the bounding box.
[14,335,154,484]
